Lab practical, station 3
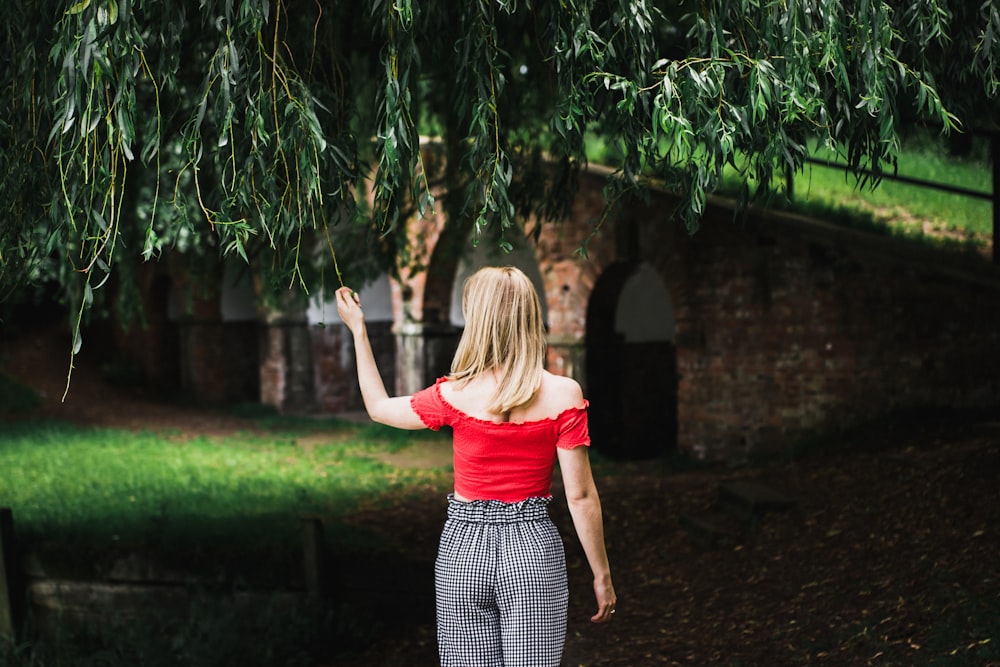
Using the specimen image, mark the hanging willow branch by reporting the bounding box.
[1,0,999,395]
[47,0,150,395]
[370,0,435,236]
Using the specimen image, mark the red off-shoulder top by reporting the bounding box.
[410,377,590,502]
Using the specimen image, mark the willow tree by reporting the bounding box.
[2,1,998,356]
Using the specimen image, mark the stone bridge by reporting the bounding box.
[115,167,1000,463]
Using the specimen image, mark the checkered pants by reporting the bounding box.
[435,495,569,667]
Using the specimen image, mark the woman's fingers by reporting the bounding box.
[336,286,360,306]
[335,287,363,331]
[590,602,616,623]
[591,582,617,623]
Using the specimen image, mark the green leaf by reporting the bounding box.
[92,211,108,232]
[65,0,92,15]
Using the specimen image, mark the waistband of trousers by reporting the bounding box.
[445,494,553,524]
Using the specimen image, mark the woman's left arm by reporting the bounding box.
[558,445,617,623]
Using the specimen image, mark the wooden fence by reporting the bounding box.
[0,507,326,640]
[0,508,20,639]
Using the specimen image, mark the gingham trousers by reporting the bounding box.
[435,495,569,667]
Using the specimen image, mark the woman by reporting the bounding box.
[336,266,616,667]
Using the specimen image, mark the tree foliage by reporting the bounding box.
[1,0,998,340]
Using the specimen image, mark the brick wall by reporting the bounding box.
[123,165,1000,463]
[310,321,395,413]
[547,169,1000,461]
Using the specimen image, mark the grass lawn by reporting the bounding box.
[0,416,453,584]
[783,136,991,242]
[588,127,993,250]
[0,374,460,666]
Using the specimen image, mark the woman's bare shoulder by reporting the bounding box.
[539,371,585,410]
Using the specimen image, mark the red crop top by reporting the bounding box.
[410,377,590,503]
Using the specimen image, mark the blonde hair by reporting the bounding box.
[449,266,546,414]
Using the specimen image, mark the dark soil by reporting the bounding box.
[2,326,999,666]
[331,418,1000,667]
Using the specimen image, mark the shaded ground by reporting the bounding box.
[2,327,999,666]
[332,419,1000,667]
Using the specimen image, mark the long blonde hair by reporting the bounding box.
[449,266,546,414]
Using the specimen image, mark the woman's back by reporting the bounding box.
[439,370,583,425]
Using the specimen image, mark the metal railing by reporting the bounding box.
[785,132,998,263]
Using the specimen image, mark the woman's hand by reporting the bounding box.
[591,574,617,623]
[335,286,364,335]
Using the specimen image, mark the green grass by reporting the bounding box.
[786,138,991,238]
[0,418,453,582]
[0,404,457,665]
[587,128,992,249]
[224,401,445,451]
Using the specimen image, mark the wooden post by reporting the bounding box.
[0,508,20,639]
[301,517,325,596]
[993,133,999,264]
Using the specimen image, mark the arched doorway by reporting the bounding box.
[586,261,677,459]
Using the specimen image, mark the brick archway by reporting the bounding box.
[586,260,678,459]
[146,161,1000,464]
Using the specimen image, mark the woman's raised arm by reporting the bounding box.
[336,287,427,430]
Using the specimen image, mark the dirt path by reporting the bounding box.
[1,324,273,435]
